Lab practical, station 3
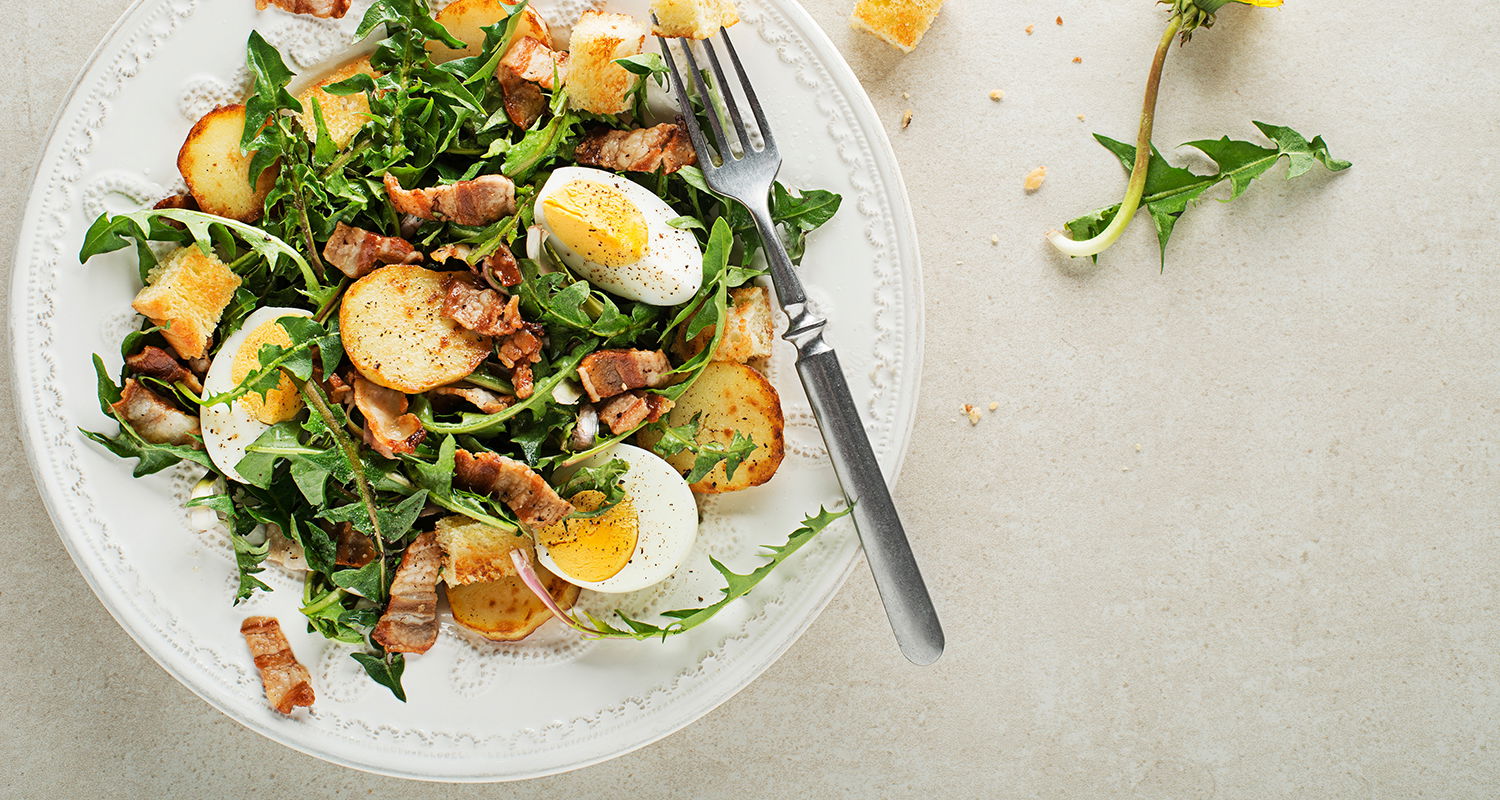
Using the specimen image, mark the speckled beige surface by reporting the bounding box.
[3,1,1497,796]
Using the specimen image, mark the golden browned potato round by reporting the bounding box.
[177,104,276,222]
[445,567,580,642]
[339,265,492,393]
[427,0,552,62]
[295,56,379,149]
[638,361,785,493]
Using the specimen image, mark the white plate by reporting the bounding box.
[10,0,922,781]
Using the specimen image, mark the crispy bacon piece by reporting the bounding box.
[372,532,442,654]
[442,275,525,337]
[499,70,546,130]
[496,325,544,370]
[500,36,568,90]
[382,174,516,227]
[125,345,203,394]
[240,616,315,714]
[576,348,673,402]
[454,449,573,528]
[323,222,421,279]
[254,0,351,18]
[487,243,523,286]
[334,523,377,568]
[511,364,534,400]
[324,371,354,407]
[429,384,514,414]
[153,192,198,212]
[112,379,200,446]
[573,123,698,175]
[351,374,426,458]
[596,390,674,434]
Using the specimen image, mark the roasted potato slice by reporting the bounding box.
[295,56,377,149]
[177,104,275,222]
[446,566,580,641]
[637,361,785,492]
[340,265,492,393]
[673,285,775,364]
[428,0,552,62]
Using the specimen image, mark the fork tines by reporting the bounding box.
[655,25,778,172]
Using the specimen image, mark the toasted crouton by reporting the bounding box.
[651,0,739,39]
[131,246,242,360]
[296,57,378,149]
[674,285,774,363]
[566,10,647,115]
[433,515,529,586]
[850,0,946,53]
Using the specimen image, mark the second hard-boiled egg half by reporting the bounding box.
[534,443,699,593]
[201,306,311,483]
[534,166,702,306]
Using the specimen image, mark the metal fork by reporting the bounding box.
[657,28,944,665]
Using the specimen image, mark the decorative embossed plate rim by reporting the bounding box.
[11,0,923,781]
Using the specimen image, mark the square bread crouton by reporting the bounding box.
[296,56,378,149]
[674,285,775,363]
[433,515,529,586]
[651,0,739,39]
[850,0,946,53]
[130,245,242,360]
[566,10,647,115]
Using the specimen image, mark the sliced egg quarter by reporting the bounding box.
[534,167,703,306]
[201,306,313,483]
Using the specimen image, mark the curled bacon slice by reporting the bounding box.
[442,275,525,337]
[112,379,200,446]
[125,345,203,394]
[573,123,698,175]
[382,174,516,227]
[322,221,421,279]
[372,531,442,654]
[240,616,315,714]
[351,374,426,458]
[500,36,568,90]
[429,384,514,415]
[576,349,673,402]
[454,449,573,528]
[596,390,674,434]
[254,0,351,18]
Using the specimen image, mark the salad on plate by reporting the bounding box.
[78,0,847,711]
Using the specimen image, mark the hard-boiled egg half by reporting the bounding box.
[534,443,698,593]
[201,306,312,483]
[534,166,702,306]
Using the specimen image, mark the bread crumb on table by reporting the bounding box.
[1056,15,1063,25]
[1072,56,1082,64]
[1025,24,1034,35]
[900,109,913,128]
[989,89,1005,102]
[1023,166,1047,192]
[962,404,982,425]
[988,401,999,411]
[1077,114,1086,121]
[990,234,999,245]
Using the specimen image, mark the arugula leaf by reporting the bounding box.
[584,505,853,639]
[1063,122,1350,267]
[644,414,757,483]
[332,559,388,602]
[554,457,629,510]
[771,184,842,262]
[229,527,272,603]
[319,489,428,543]
[351,651,407,702]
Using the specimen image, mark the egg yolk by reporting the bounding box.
[536,490,639,582]
[542,180,648,267]
[230,318,305,424]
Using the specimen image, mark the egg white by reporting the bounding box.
[536,443,699,594]
[533,166,703,306]
[201,306,312,483]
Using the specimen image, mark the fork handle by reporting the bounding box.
[747,204,944,665]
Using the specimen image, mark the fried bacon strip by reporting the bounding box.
[573,123,698,175]
[254,0,351,18]
[499,70,546,130]
[596,390,674,434]
[500,36,568,90]
[125,345,203,394]
[112,379,200,446]
[431,242,522,287]
[334,522,377,568]
[429,384,514,415]
[351,374,426,458]
[372,532,442,654]
[454,449,573,528]
[240,616,315,714]
[382,174,516,226]
[442,275,525,337]
[576,348,673,402]
[322,222,421,279]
